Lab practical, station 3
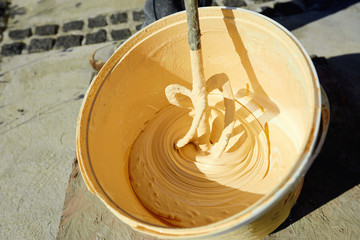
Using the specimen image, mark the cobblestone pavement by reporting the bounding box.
[0,0,359,239]
[0,0,146,56]
[1,0,317,57]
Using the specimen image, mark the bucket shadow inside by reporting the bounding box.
[220,9,280,125]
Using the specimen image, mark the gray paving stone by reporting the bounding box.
[85,29,107,44]
[132,10,145,21]
[111,29,131,41]
[135,24,142,31]
[8,28,32,40]
[55,35,83,49]
[28,38,54,53]
[35,24,59,36]
[0,1,8,18]
[110,12,128,24]
[0,1,9,31]
[1,42,24,56]
[88,15,107,28]
[63,20,84,32]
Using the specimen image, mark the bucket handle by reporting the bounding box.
[301,86,330,176]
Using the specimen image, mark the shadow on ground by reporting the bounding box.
[259,0,360,233]
[273,53,360,233]
[263,0,360,31]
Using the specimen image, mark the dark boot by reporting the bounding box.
[142,0,213,28]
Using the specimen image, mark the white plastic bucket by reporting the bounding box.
[76,7,329,239]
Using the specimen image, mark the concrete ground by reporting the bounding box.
[0,0,359,239]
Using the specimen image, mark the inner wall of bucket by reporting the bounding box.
[86,10,315,227]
